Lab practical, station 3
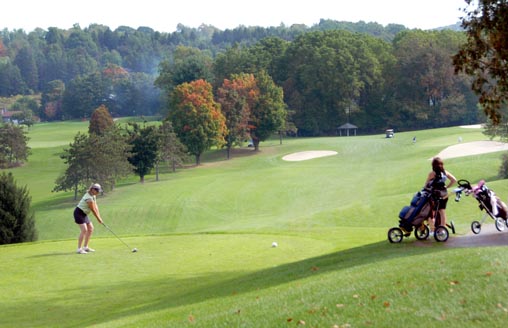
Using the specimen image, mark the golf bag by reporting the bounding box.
[398,188,432,231]
[473,181,508,219]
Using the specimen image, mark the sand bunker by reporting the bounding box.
[283,134,508,162]
[282,150,338,161]
[435,141,508,160]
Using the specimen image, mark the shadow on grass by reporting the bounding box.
[29,251,74,257]
[9,240,451,327]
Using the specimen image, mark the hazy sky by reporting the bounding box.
[2,0,471,32]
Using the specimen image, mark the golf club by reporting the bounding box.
[102,223,138,252]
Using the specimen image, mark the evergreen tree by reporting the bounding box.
[0,172,37,244]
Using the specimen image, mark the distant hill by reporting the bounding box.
[434,22,463,31]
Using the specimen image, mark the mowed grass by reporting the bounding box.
[1,122,508,327]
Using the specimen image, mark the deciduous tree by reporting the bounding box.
[89,104,114,135]
[168,79,226,165]
[127,122,159,183]
[0,123,31,168]
[216,73,259,159]
[453,0,508,125]
[249,71,286,150]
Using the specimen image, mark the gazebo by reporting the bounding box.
[337,123,358,136]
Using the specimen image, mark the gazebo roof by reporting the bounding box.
[337,123,358,129]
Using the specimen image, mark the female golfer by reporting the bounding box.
[74,183,104,254]
[425,157,457,234]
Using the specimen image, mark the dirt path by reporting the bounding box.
[444,223,508,248]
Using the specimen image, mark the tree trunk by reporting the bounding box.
[253,138,260,151]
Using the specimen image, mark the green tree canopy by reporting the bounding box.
[453,0,508,125]
[0,123,31,168]
[127,122,160,183]
[249,71,286,150]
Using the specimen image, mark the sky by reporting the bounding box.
[1,0,472,33]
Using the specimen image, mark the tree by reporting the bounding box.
[89,105,114,135]
[13,46,39,92]
[157,120,188,175]
[216,73,259,159]
[392,30,474,129]
[453,0,508,125]
[53,132,91,200]
[127,123,160,183]
[0,123,31,168]
[168,79,226,165]
[62,72,105,119]
[249,71,286,150]
[53,126,132,199]
[89,125,133,190]
[155,46,214,95]
[0,172,37,244]
[40,79,65,121]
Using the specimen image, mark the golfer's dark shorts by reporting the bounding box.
[438,196,449,210]
[74,207,91,224]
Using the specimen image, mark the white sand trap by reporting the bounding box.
[460,124,484,129]
[282,150,338,161]
[435,141,508,160]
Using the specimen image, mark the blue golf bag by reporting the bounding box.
[398,188,433,231]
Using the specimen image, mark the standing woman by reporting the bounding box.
[425,157,457,232]
[74,183,104,254]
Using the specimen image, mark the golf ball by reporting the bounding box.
[271,242,278,248]
[132,248,138,252]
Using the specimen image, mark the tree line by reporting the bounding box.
[1,19,482,135]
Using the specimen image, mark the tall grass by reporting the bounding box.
[1,122,508,327]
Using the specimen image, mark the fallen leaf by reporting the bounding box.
[370,295,377,300]
[287,318,293,322]
[311,266,319,271]
[449,280,459,285]
[298,319,306,325]
[486,272,493,276]
[336,303,345,308]
[353,294,359,299]
[383,301,390,308]
[188,315,195,323]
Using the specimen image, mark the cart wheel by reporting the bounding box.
[471,221,481,234]
[505,219,508,228]
[495,217,505,232]
[414,225,430,240]
[388,227,403,243]
[434,226,449,242]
